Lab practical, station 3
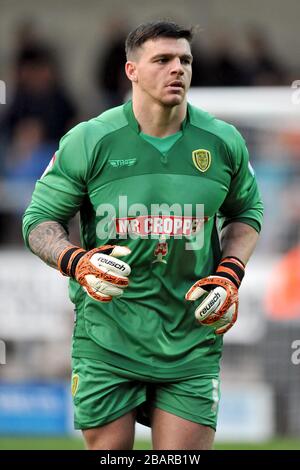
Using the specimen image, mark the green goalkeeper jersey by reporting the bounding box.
[23,101,263,378]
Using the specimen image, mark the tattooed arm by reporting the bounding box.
[28,221,74,270]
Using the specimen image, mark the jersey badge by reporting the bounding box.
[192,149,211,172]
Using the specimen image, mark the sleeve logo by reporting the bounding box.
[248,161,255,176]
[71,374,79,396]
[41,153,56,178]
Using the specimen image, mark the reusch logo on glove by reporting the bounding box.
[98,256,127,272]
[199,292,221,318]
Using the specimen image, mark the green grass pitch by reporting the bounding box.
[0,437,299,450]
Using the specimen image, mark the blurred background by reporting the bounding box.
[0,0,300,450]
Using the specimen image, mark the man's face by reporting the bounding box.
[128,37,193,107]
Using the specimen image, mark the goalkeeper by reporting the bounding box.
[22,20,263,450]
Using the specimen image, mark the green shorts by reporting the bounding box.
[71,357,221,431]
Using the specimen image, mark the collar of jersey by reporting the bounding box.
[123,99,189,134]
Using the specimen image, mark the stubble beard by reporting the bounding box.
[158,86,186,107]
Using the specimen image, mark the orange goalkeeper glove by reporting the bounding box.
[58,245,131,302]
[185,257,245,335]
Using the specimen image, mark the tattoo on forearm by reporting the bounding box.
[28,221,73,269]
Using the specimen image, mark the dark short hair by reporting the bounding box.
[125,20,194,59]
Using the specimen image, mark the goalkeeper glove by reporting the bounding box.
[185,256,245,335]
[57,245,131,302]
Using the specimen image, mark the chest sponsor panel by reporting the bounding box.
[115,215,208,237]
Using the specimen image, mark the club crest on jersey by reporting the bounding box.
[192,149,211,173]
[152,237,168,264]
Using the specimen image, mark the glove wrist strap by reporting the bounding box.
[216,256,245,288]
[58,246,86,277]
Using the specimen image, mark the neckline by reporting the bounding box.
[123,100,189,135]
[139,130,183,141]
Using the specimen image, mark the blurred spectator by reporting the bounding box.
[4,118,56,181]
[210,32,248,86]
[94,19,130,109]
[0,117,57,240]
[13,19,41,69]
[2,44,77,143]
[191,28,289,87]
[245,27,287,85]
[0,34,78,243]
[190,44,215,87]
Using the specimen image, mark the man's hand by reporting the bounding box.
[58,245,131,302]
[185,257,245,335]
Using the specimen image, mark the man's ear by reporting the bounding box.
[125,61,138,82]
